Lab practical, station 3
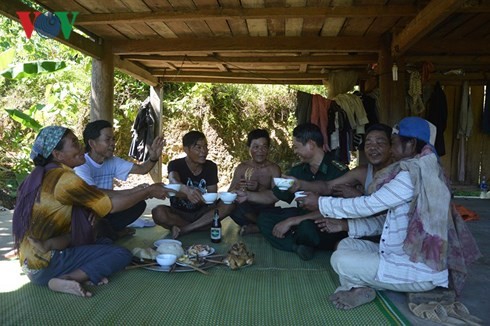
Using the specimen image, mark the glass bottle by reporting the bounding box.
[210,209,222,243]
[480,175,488,199]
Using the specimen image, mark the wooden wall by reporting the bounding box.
[439,85,489,187]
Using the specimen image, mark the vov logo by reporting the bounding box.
[16,11,79,40]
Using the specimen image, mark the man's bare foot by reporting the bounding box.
[84,277,109,286]
[328,287,376,310]
[239,224,260,236]
[28,236,48,254]
[48,278,93,297]
[172,225,181,239]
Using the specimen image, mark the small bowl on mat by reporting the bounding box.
[156,254,177,267]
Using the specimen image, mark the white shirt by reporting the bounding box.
[74,153,133,190]
[319,171,448,286]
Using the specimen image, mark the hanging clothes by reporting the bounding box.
[333,93,368,135]
[327,102,351,164]
[296,91,313,125]
[457,81,473,182]
[425,82,448,156]
[129,97,157,162]
[408,71,425,116]
[360,92,379,131]
[311,94,331,152]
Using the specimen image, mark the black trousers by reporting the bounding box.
[104,200,147,231]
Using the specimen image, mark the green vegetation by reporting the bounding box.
[0,16,327,208]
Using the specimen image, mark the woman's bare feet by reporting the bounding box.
[329,287,376,310]
[28,236,48,254]
[48,278,93,297]
[4,248,18,259]
[84,277,109,286]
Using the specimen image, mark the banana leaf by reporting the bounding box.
[0,60,66,79]
[5,109,42,131]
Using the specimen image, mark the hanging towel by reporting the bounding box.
[296,91,313,125]
[311,94,331,152]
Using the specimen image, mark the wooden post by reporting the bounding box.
[378,33,393,125]
[149,85,163,183]
[90,43,114,122]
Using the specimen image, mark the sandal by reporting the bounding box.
[443,302,483,326]
[409,302,448,324]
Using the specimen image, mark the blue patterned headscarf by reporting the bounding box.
[30,126,67,160]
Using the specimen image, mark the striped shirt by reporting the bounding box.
[319,171,448,286]
[74,153,134,190]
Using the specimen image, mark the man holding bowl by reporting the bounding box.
[152,131,219,239]
[236,123,347,260]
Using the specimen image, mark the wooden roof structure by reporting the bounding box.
[2,0,490,86]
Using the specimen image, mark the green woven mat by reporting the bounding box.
[0,218,409,325]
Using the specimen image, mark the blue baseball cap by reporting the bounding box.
[392,117,436,146]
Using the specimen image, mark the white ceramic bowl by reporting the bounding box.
[202,193,218,204]
[274,177,294,191]
[156,253,177,267]
[153,239,182,248]
[164,183,182,196]
[219,192,237,204]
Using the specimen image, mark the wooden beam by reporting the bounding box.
[163,77,324,85]
[76,6,417,25]
[391,0,465,56]
[406,55,490,66]
[121,54,378,65]
[0,0,103,59]
[113,56,159,86]
[410,38,490,55]
[112,36,380,55]
[150,70,352,80]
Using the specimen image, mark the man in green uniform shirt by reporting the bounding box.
[236,123,347,260]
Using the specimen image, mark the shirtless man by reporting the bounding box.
[228,129,281,235]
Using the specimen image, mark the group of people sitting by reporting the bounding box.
[12,117,480,312]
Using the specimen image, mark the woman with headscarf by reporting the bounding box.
[12,126,168,297]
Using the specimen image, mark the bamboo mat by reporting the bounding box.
[0,218,409,325]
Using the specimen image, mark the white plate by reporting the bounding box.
[186,246,215,257]
[175,260,206,267]
[153,239,182,248]
[145,265,173,272]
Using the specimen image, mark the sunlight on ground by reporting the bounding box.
[0,260,29,293]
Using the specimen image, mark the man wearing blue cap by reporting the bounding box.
[298,117,480,311]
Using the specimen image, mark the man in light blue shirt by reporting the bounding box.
[75,120,164,239]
